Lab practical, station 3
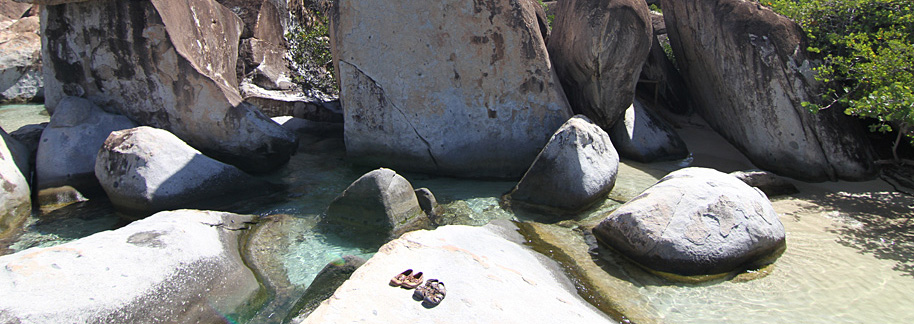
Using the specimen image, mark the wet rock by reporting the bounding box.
[661,0,875,181]
[1,127,30,239]
[506,115,619,213]
[36,186,87,212]
[36,96,137,196]
[0,15,42,103]
[547,0,653,129]
[39,0,297,173]
[414,187,444,224]
[330,0,572,178]
[730,170,799,197]
[0,209,262,323]
[593,167,786,276]
[95,126,268,215]
[286,255,367,323]
[609,99,689,162]
[323,168,430,240]
[301,221,612,323]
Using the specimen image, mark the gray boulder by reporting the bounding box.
[661,0,875,181]
[547,0,653,129]
[323,168,430,239]
[38,0,297,173]
[414,187,444,224]
[506,115,619,213]
[593,167,786,276]
[0,209,262,323]
[0,15,42,103]
[95,126,267,215]
[36,96,137,196]
[1,127,30,239]
[609,99,689,162]
[730,170,799,197]
[301,221,612,323]
[330,0,572,178]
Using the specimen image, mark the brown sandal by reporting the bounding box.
[423,280,446,307]
[401,271,424,289]
[389,269,413,287]
[413,279,437,300]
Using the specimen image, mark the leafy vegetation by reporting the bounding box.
[285,3,337,94]
[763,0,914,161]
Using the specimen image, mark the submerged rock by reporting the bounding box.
[36,96,137,196]
[323,168,430,240]
[0,15,42,103]
[287,255,366,323]
[547,0,653,129]
[661,0,875,181]
[330,0,571,178]
[38,0,297,173]
[0,127,30,239]
[95,126,268,215]
[506,115,619,213]
[593,167,786,276]
[609,99,689,162]
[0,209,262,323]
[302,221,611,322]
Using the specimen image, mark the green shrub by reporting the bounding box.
[285,10,337,93]
[764,0,914,161]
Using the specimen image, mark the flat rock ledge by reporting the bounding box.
[0,209,262,323]
[300,221,611,323]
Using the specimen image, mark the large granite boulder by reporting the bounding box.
[547,0,653,130]
[301,221,612,323]
[1,127,30,239]
[95,126,268,215]
[609,99,689,162]
[593,167,786,275]
[505,115,619,213]
[0,15,42,103]
[661,0,875,181]
[329,0,572,178]
[323,168,430,240]
[0,209,262,323]
[38,0,297,173]
[216,0,290,39]
[1,2,32,21]
[36,96,137,196]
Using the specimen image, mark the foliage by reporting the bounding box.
[285,9,337,93]
[536,0,555,28]
[763,0,914,160]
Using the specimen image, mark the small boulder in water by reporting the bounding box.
[95,126,269,215]
[593,167,786,276]
[609,100,689,163]
[506,115,619,213]
[323,168,431,240]
[730,170,799,197]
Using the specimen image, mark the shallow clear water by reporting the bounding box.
[2,104,913,323]
[0,103,47,132]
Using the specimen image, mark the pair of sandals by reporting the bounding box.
[389,269,446,307]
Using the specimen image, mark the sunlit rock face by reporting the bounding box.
[329,0,572,178]
[0,209,262,323]
[38,0,296,173]
[0,127,30,240]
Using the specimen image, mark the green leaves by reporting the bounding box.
[763,0,914,159]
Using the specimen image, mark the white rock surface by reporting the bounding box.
[301,221,612,323]
[1,127,30,239]
[0,209,261,323]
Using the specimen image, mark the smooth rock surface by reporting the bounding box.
[0,15,42,103]
[40,0,297,173]
[547,0,653,129]
[507,115,619,213]
[593,167,786,275]
[609,99,689,162]
[323,168,430,240]
[0,209,262,323]
[36,96,137,195]
[330,0,572,178]
[302,221,612,323]
[95,126,266,215]
[661,0,875,181]
[0,127,30,239]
